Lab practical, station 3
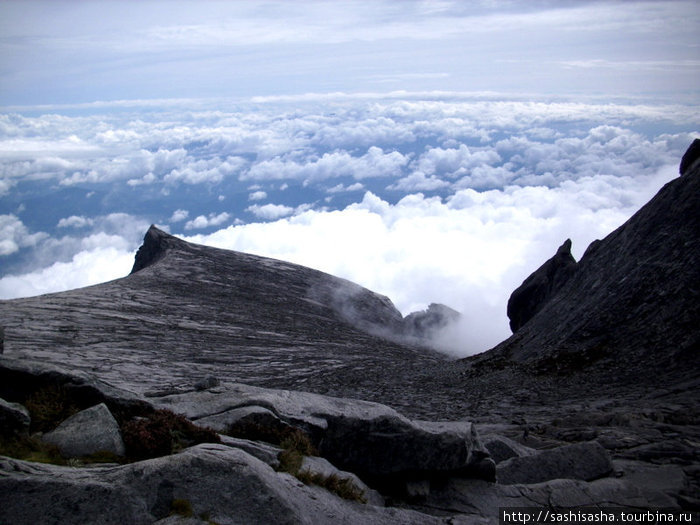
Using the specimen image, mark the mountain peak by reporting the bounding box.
[130,225,184,274]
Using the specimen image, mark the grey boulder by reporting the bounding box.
[154,382,493,481]
[496,441,613,485]
[42,403,125,458]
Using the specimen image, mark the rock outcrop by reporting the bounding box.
[404,303,461,339]
[480,140,700,377]
[507,239,578,332]
[151,381,494,486]
[680,138,700,175]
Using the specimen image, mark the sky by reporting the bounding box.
[1,1,699,356]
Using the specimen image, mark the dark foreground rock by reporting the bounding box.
[0,445,446,525]
[151,381,494,485]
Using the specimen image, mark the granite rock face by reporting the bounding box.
[680,138,700,175]
[507,239,578,332]
[478,140,700,378]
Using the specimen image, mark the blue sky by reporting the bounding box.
[1,1,699,355]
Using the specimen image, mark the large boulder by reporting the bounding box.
[507,239,578,332]
[0,444,448,525]
[153,382,493,482]
[42,403,125,458]
[496,441,613,485]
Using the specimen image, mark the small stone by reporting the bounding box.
[194,375,219,391]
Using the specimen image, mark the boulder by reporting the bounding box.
[0,444,448,525]
[482,434,536,464]
[319,416,492,480]
[423,475,679,521]
[300,455,385,506]
[193,375,219,391]
[0,397,30,434]
[218,435,281,469]
[153,382,493,482]
[507,239,578,332]
[42,403,125,458]
[0,356,151,417]
[496,441,613,485]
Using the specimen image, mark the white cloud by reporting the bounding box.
[184,212,231,230]
[327,182,365,193]
[187,162,677,356]
[0,246,134,299]
[245,203,295,220]
[248,190,267,200]
[57,215,94,228]
[243,147,410,184]
[170,209,189,222]
[0,215,47,256]
[388,171,450,191]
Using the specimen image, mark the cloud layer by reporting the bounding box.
[0,94,697,356]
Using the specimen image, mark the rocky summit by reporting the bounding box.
[0,142,699,523]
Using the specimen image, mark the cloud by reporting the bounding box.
[57,215,94,228]
[242,146,410,184]
[187,161,677,356]
[169,209,189,222]
[0,94,696,358]
[0,246,134,299]
[245,203,295,220]
[184,212,231,230]
[0,215,48,256]
[327,182,365,193]
[248,190,267,201]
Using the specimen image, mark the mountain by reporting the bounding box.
[458,138,700,391]
[0,223,459,415]
[0,142,699,522]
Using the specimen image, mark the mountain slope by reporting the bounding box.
[451,140,700,405]
[0,226,447,415]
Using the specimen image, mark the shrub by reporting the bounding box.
[0,433,65,465]
[122,409,220,460]
[24,384,79,433]
[277,429,317,474]
[296,469,367,503]
[170,498,193,518]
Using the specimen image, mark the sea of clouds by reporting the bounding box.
[1,93,698,355]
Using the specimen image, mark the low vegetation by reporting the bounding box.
[24,384,79,433]
[122,408,220,460]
